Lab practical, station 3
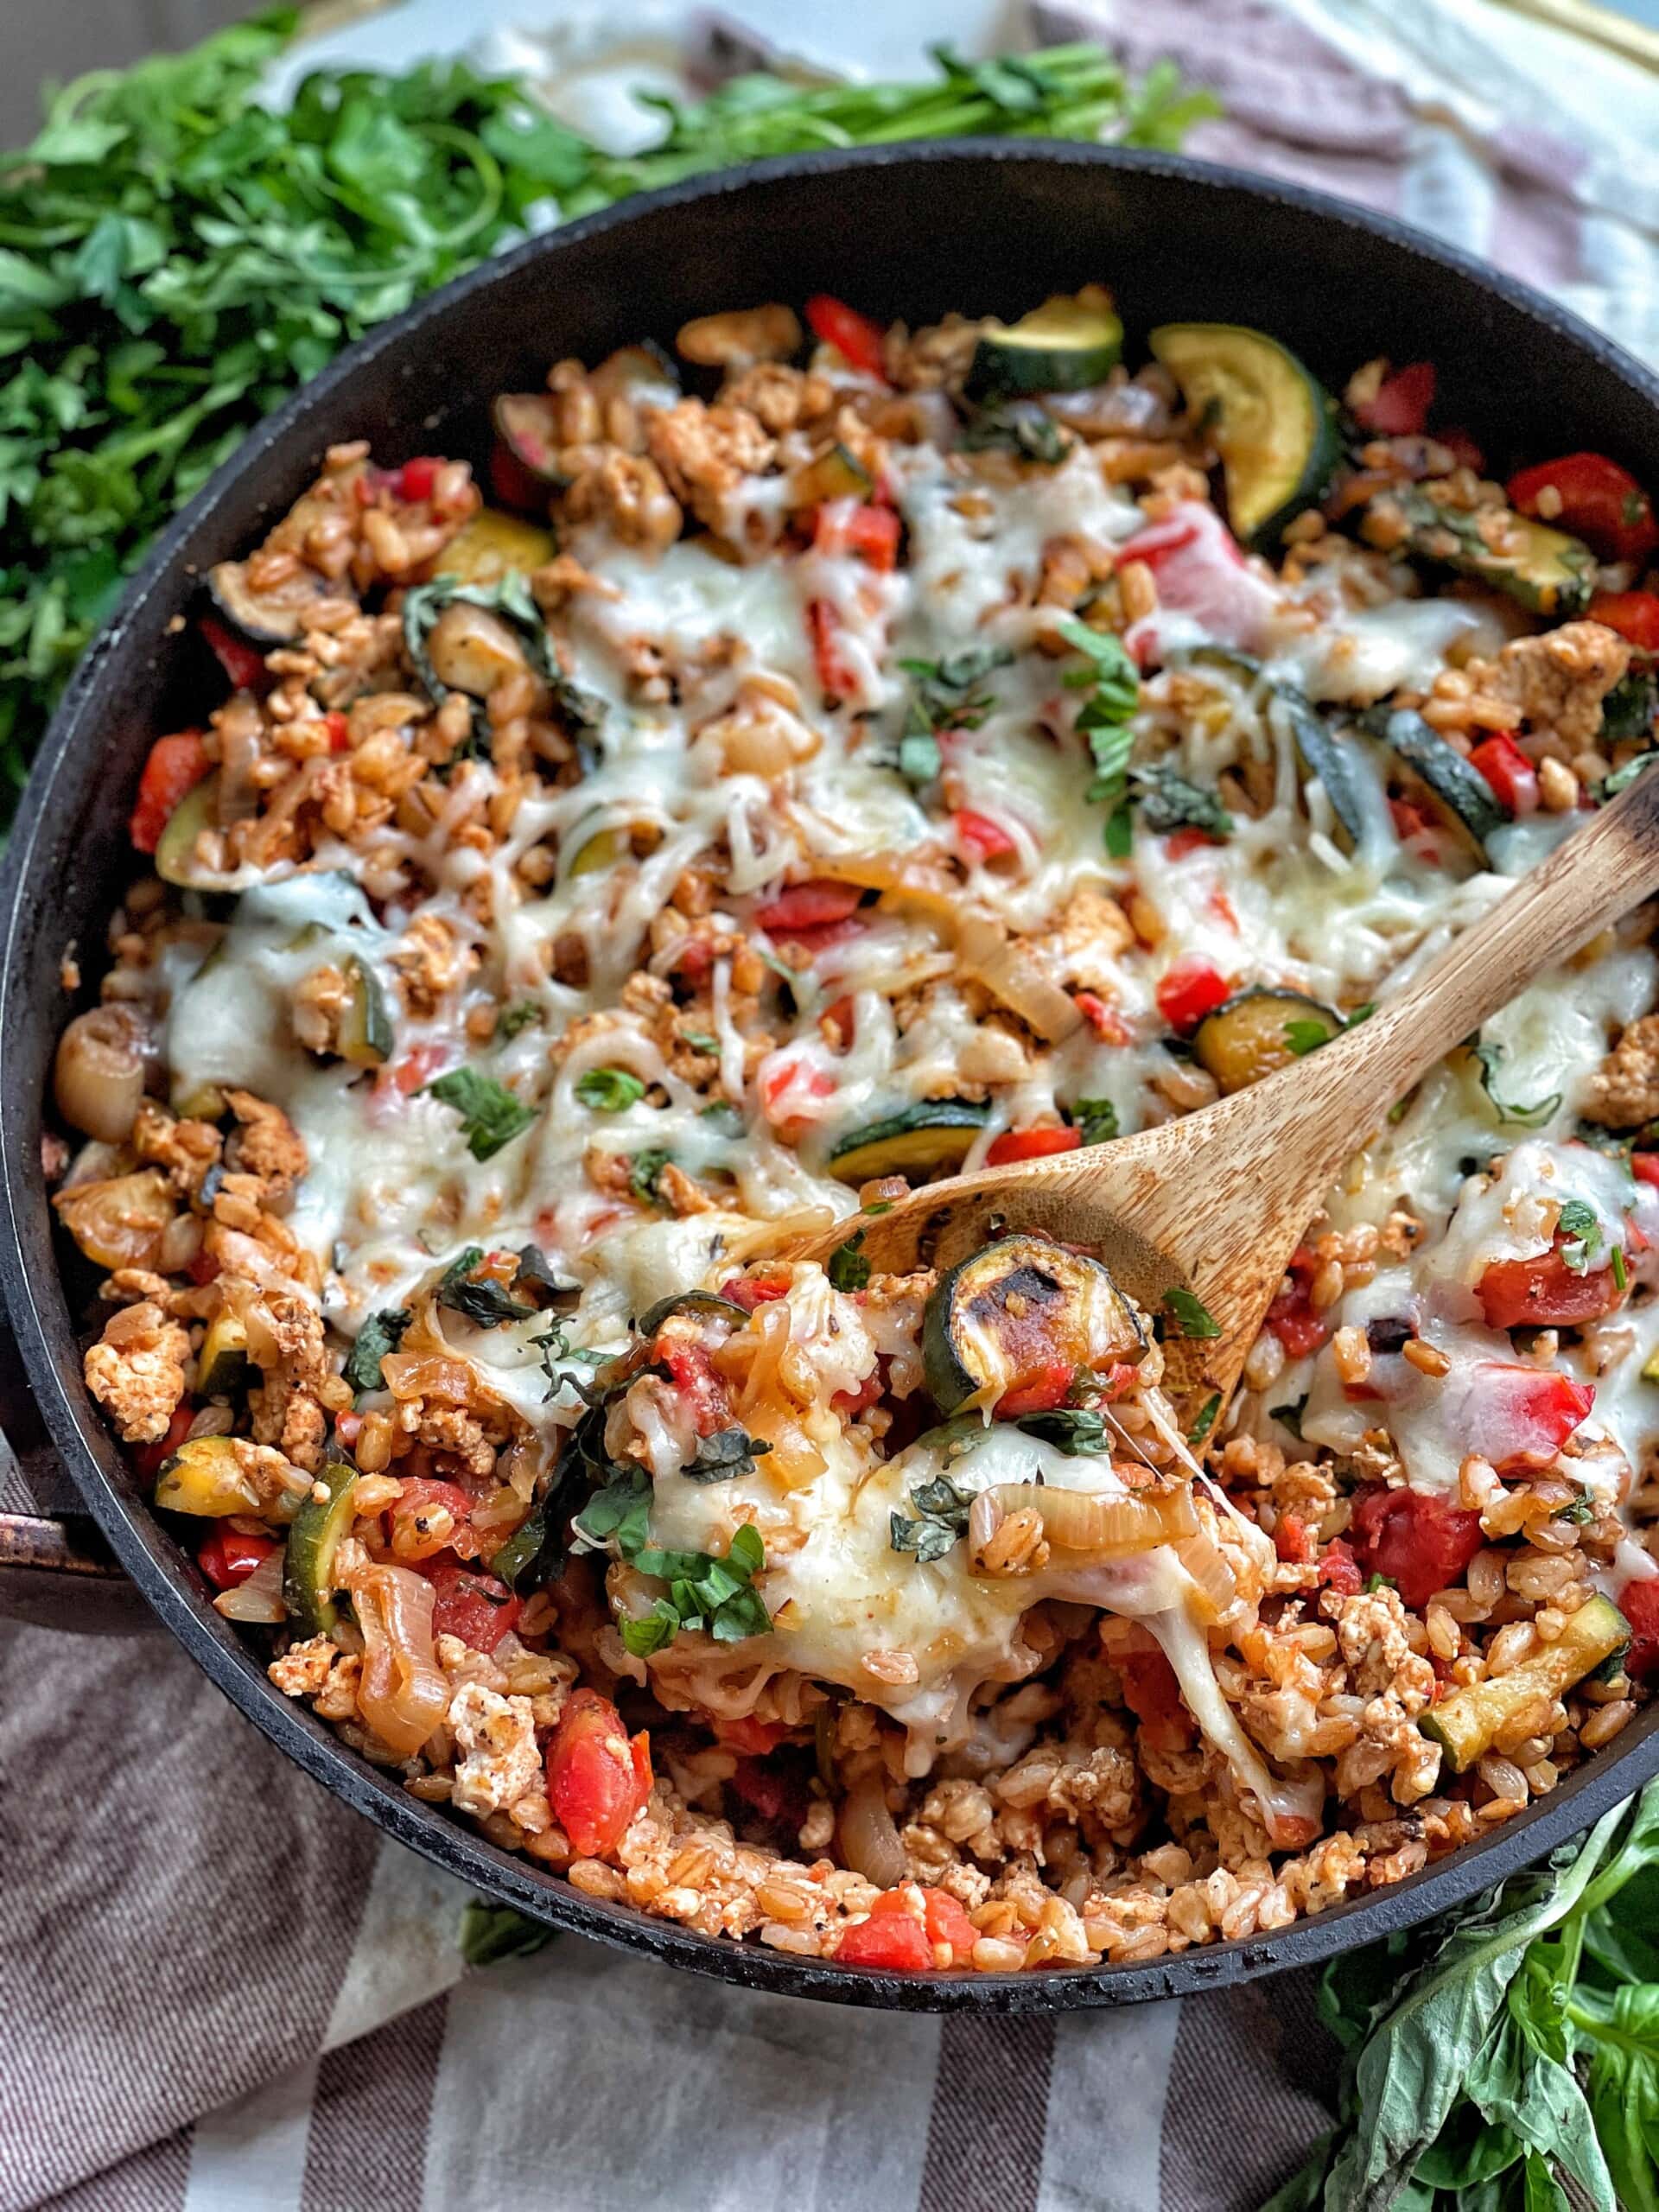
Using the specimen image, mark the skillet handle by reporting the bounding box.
[0,1282,156,1637]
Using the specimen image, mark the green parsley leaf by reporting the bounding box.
[575,1065,647,1112]
[1074,1097,1119,1147]
[436,1248,537,1329]
[342,1306,411,1396]
[827,1230,871,1293]
[425,1066,537,1160]
[1163,1287,1221,1338]
[1468,1039,1562,1131]
[628,1147,673,1206]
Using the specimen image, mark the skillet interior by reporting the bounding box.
[5,142,1659,2012]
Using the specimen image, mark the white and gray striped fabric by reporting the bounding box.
[10,0,1659,2203]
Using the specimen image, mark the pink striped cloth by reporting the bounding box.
[10,2,1659,2207]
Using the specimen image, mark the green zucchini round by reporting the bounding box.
[636,1289,753,1337]
[1192,989,1343,1095]
[967,289,1124,402]
[827,1099,988,1184]
[921,1234,1146,1414]
[154,775,219,887]
[1363,706,1506,858]
[1270,689,1369,849]
[283,1457,359,1637]
[196,1313,251,1398]
[1148,323,1339,549]
[339,954,394,1068]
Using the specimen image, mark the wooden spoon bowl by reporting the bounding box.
[786,766,1659,1419]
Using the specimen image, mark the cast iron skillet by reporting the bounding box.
[5,143,1659,2012]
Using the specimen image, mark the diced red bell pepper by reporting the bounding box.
[1459,1363,1595,1473]
[994,1360,1076,1418]
[659,1340,731,1437]
[546,1690,652,1858]
[1508,452,1659,564]
[808,600,859,702]
[804,295,888,381]
[1267,1247,1330,1359]
[1634,1153,1659,1190]
[1620,1576,1659,1678]
[814,499,900,572]
[1166,825,1221,860]
[197,1527,281,1591]
[1587,589,1659,653]
[396,455,443,503]
[753,880,863,933]
[985,1125,1082,1168]
[130,730,209,854]
[1389,795,1440,848]
[760,1056,836,1133]
[427,1566,522,1654]
[134,1405,195,1484]
[324,710,350,754]
[1318,1538,1363,1596]
[1155,957,1230,1034]
[1355,361,1436,437]
[1468,733,1539,818]
[1477,1243,1625,1329]
[1075,991,1132,1045]
[714,1714,794,1756]
[488,441,546,513]
[199,613,270,694]
[719,1271,791,1312]
[954,809,1017,860]
[1351,1486,1484,1611]
[387,1043,449,1096]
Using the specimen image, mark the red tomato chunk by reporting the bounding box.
[1478,1245,1624,1330]
[546,1690,652,1858]
[130,730,208,854]
[1156,958,1230,1034]
[1508,452,1659,564]
[428,1567,521,1654]
[995,1361,1076,1418]
[1354,360,1435,436]
[804,294,887,381]
[1351,1486,1484,1611]
[1587,589,1659,654]
[1468,733,1538,818]
[198,1528,280,1590]
[753,880,863,933]
[1621,1578,1659,1679]
[984,1126,1081,1167]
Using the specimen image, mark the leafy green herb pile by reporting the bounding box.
[1268,1777,1659,2212]
[0,10,1214,814]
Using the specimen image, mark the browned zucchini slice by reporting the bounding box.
[922,1234,1146,1414]
[1192,989,1342,1094]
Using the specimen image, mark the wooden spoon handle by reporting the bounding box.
[1315,760,1659,1134]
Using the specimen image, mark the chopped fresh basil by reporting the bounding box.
[495,1001,541,1042]
[1074,1097,1119,1147]
[960,405,1070,463]
[1364,1571,1395,1593]
[1270,1395,1307,1439]
[532,1321,609,1398]
[890,1471,977,1564]
[1057,615,1141,854]
[680,1030,720,1055]
[1128,760,1233,839]
[575,1065,647,1112]
[403,571,602,755]
[437,1247,537,1329]
[1468,1039,1562,1130]
[1186,1391,1221,1447]
[628,1147,674,1206]
[1558,1198,1603,1276]
[424,1065,537,1160]
[683,1427,772,1482]
[1599,750,1659,801]
[897,645,1013,744]
[1014,1405,1109,1455]
[342,1306,411,1396]
[1555,1491,1595,1525]
[1285,1019,1332,1058]
[897,729,942,786]
[1612,1244,1629,1294]
[576,1470,771,1652]
[1599,668,1659,746]
[827,1230,871,1293]
[1163,1287,1221,1339]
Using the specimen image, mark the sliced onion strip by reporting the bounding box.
[986,1482,1198,1557]
[838,1770,906,1887]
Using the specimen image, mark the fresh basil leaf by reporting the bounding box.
[1074,1097,1118,1147]
[628,1147,673,1206]
[827,1230,870,1292]
[1014,1405,1109,1454]
[342,1306,410,1395]
[1129,760,1233,838]
[459,1899,556,1967]
[1186,1391,1221,1446]
[575,1065,647,1112]
[1285,1019,1333,1058]
[1163,1287,1220,1338]
[424,1066,537,1160]
[897,728,942,786]
[1468,1039,1562,1131]
[683,1427,772,1482]
[494,1001,540,1041]
[890,1470,976,1561]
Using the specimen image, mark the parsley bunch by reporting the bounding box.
[0,19,1212,817]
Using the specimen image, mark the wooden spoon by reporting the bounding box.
[785,768,1659,1422]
